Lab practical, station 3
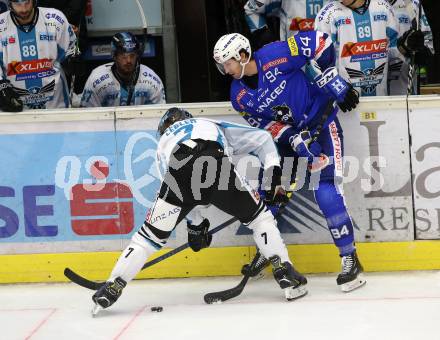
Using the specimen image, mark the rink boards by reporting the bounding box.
[1,96,440,283]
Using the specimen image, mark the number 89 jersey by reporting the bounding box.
[315,0,402,96]
[0,7,76,109]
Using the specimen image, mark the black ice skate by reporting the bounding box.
[91,277,126,316]
[270,256,308,301]
[336,251,366,292]
[241,252,270,279]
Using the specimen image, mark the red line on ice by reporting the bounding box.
[24,308,57,340]
[113,305,148,340]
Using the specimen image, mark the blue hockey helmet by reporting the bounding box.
[111,32,142,58]
[158,107,193,137]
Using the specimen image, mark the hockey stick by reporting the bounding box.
[64,216,238,290]
[203,200,292,304]
[204,249,264,304]
[406,0,422,96]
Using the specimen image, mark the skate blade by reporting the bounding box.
[91,304,103,317]
[250,272,266,281]
[285,284,308,301]
[340,274,366,292]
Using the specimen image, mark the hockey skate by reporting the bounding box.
[91,277,126,317]
[241,252,270,279]
[336,251,366,292]
[270,256,308,301]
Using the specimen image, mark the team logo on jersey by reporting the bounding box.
[334,17,352,27]
[373,13,387,22]
[272,104,293,123]
[12,81,55,109]
[7,59,55,81]
[341,39,388,62]
[262,57,288,72]
[289,18,315,31]
[287,37,299,56]
[236,88,247,109]
[345,63,386,94]
[8,36,16,44]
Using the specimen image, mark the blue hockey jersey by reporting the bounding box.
[230,30,338,146]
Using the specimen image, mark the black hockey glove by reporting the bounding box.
[0,80,23,112]
[337,84,359,113]
[92,277,126,309]
[187,218,212,252]
[262,165,289,206]
[398,28,425,57]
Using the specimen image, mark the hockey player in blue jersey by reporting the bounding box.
[213,31,365,292]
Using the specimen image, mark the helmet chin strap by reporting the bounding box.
[238,55,251,79]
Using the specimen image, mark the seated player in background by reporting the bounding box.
[0,0,76,111]
[80,32,165,107]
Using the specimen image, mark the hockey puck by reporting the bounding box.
[150,306,163,312]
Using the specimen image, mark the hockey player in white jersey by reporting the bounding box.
[244,0,333,48]
[0,0,76,111]
[91,107,308,314]
[80,32,165,107]
[388,0,434,95]
[315,0,405,96]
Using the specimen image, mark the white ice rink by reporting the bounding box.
[1,271,440,340]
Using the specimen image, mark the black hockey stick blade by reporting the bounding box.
[204,250,262,304]
[204,275,250,304]
[65,217,238,290]
[64,267,104,290]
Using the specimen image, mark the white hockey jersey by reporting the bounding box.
[244,0,333,40]
[0,7,76,109]
[388,0,434,95]
[315,0,403,96]
[157,118,280,176]
[80,62,166,107]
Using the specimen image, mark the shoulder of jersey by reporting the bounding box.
[88,63,113,87]
[316,1,346,22]
[256,41,293,71]
[139,64,163,84]
[373,0,393,10]
[39,7,68,26]
[0,11,9,30]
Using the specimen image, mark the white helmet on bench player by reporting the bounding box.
[213,33,252,79]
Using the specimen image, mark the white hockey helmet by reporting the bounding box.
[213,33,252,78]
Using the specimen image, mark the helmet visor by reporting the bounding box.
[215,62,226,75]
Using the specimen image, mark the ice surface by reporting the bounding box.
[1,271,440,340]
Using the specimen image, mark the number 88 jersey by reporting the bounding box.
[0,7,76,109]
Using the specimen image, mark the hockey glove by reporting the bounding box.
[290,131,330,173]
[290,131,322,160]
[262,165,289,206]
[398,28,425,57]
[315,67,359,112]
[187,218,212,252]
[0,80,23,112]
[92,277,126,309]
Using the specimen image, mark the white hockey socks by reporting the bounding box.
[247,209,290,263]
[109,233,157,283]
